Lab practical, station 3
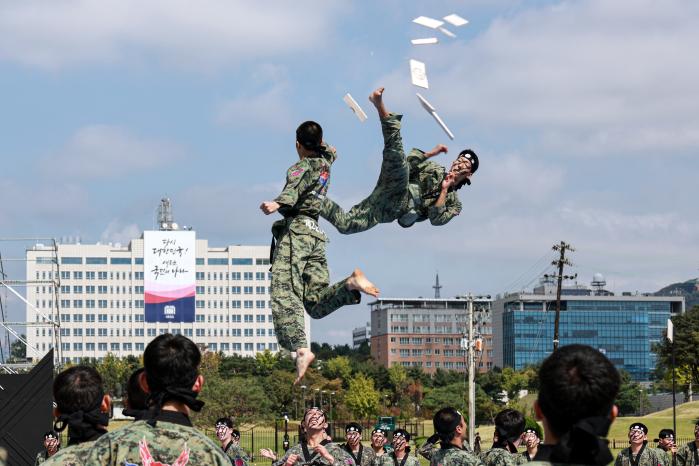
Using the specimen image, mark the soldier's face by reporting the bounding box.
[392,435,407,451]
[628,428,646,444]
[44,436,59,452]
[372,433,386,448]
[304,409,326,430]
[659,437,674,449]
[523,432,539,448]
[347,431,361,446]
[216,425,231,441]
[694,425,699,441]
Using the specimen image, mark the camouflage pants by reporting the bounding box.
[321,113,409,234]
[270,226,360,351]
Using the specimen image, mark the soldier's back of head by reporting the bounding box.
[534,344,620,466]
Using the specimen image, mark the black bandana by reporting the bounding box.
[534,416,613,466]
[146,386,204,427]
[53,403,109,446]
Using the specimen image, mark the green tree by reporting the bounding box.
[615,370,649,416]
[255,350,277,376]
[344,374,380,419]
[195,375,273,426]
[324,356,353,383]
[655,306,699,387]
[9,335,26,362]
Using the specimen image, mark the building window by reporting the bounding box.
[233,258,253,265]
[62,257,82,265]
[255,258,270,266]
[86,257,107,264]
[244,343,253,351]
[110,258,132,265]
[208,258,228,265]
[256,315,266,323]
[244,329,253,337]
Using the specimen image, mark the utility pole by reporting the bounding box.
[467,295,475,448]
[552,241,574,351]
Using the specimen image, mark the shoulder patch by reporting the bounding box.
[290,168,305,177]
[125,437,190,466]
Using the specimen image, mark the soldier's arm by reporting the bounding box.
[328,445,356,466]
[614,452,624,466]
[274,160,312,208]
[418,435,439,460]
[319,143,338,165]
[428,193,462,226]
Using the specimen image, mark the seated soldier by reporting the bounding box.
[321,87,478,234]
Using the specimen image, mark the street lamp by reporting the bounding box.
[314,388,320,407]
[300,385,307,414]
[329,392,335,420]
[321,390,327,410]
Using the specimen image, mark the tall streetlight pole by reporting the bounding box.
[300,385,307,414]
[329,392,335,420]
[321,390,326,410]
[314,388,320,407]
[467,295,475,448]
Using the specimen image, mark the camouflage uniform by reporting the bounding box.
[271,144,361,351]
[430,446,485,466]
[45,419,231,465]
[224,441,251,466]
[321,113,462,234]
[34,451,54,465]
[480,448,528,466]
[654,448,674,466]
[41,440,99,465]
[615,445,666,466]
[419,438,473,461]
[373,452,420,466]
[343,443,376,466]
[273,441,356,466]
[676,442,699,466]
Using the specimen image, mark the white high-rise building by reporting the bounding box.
[26,235,310,364]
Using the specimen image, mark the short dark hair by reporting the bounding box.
[143,334,201,394]
[537,345,620,437]
[232,429,241,438]
[434,407,463,443]
[658,429,675,439]
[346,422,363,434]
[216,417,234,429]
[494,409,525,446]
[296,121,323,152]
[53,365,104,414]
[125,368,148,411]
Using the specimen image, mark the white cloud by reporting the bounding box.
[216,82,294,131]
[0,0,346,70]
[394,0,699,155]
[40,125,185,179]
[100,219,142,245]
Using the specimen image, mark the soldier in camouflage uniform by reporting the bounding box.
[342,422,375,466]
[676,422,699,466]
[526,345,620,466]
[41,365,111,464]
[261,120,380,383]
[481,409,527,466]
[654,429,677,466]
[373,429,420,466]
[46,334,231,465]
[370,428,388,461]
[273,408,356,466]
[34,431,60,464]
[320,87,478,234]
[615,423,666,466]
[216,417,250,466]
[428,407,483,466]
[519,428,541,463]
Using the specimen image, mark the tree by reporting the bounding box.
[615,370,649,416]
[9,335,26,362]
[194,375,273,426]
[344,374,380,419]
[323,356,352,384]
[655,306,699,387]
[255,350,277,376]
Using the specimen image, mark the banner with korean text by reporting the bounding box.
[144,230,196,323]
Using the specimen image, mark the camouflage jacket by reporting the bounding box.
[41,440,98,465]
[274,441,356,466]
[615,446,666,466]
[397,149,462,228]
[224,440,251,465]
[373,452,420,466]
[419,438,473,460]
[430,446,485,466]
[677,442,699,466]
[342,443,376,466]
[46,419,231,465]
[273,143,336,240]
[480,448,528,466]
[34,450,57,465]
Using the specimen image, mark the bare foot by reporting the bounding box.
[294,348,315,385]
[369,87,389,119]
[346,268,380,297]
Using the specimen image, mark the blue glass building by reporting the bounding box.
[493,280,684,381]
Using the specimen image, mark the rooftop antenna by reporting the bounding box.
[157,198,179,231]
[433,272,442,299]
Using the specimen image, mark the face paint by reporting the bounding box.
[304,408,326,430]
[629,428,645,442]
[216,424,230,441]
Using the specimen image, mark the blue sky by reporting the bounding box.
[1,0,698,345]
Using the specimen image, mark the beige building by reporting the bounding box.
[26,235,310,364]
[369,297,493,374]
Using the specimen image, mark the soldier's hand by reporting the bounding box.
[314,445,334,463]
[260,449,278,461]
[427,144,448,158]
[441,173,455,191]
[260,201,280,215]
[284,453,301,466]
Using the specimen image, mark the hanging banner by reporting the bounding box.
[144,231,196,323]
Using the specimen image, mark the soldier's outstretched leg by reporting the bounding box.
[320,87,410,234]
